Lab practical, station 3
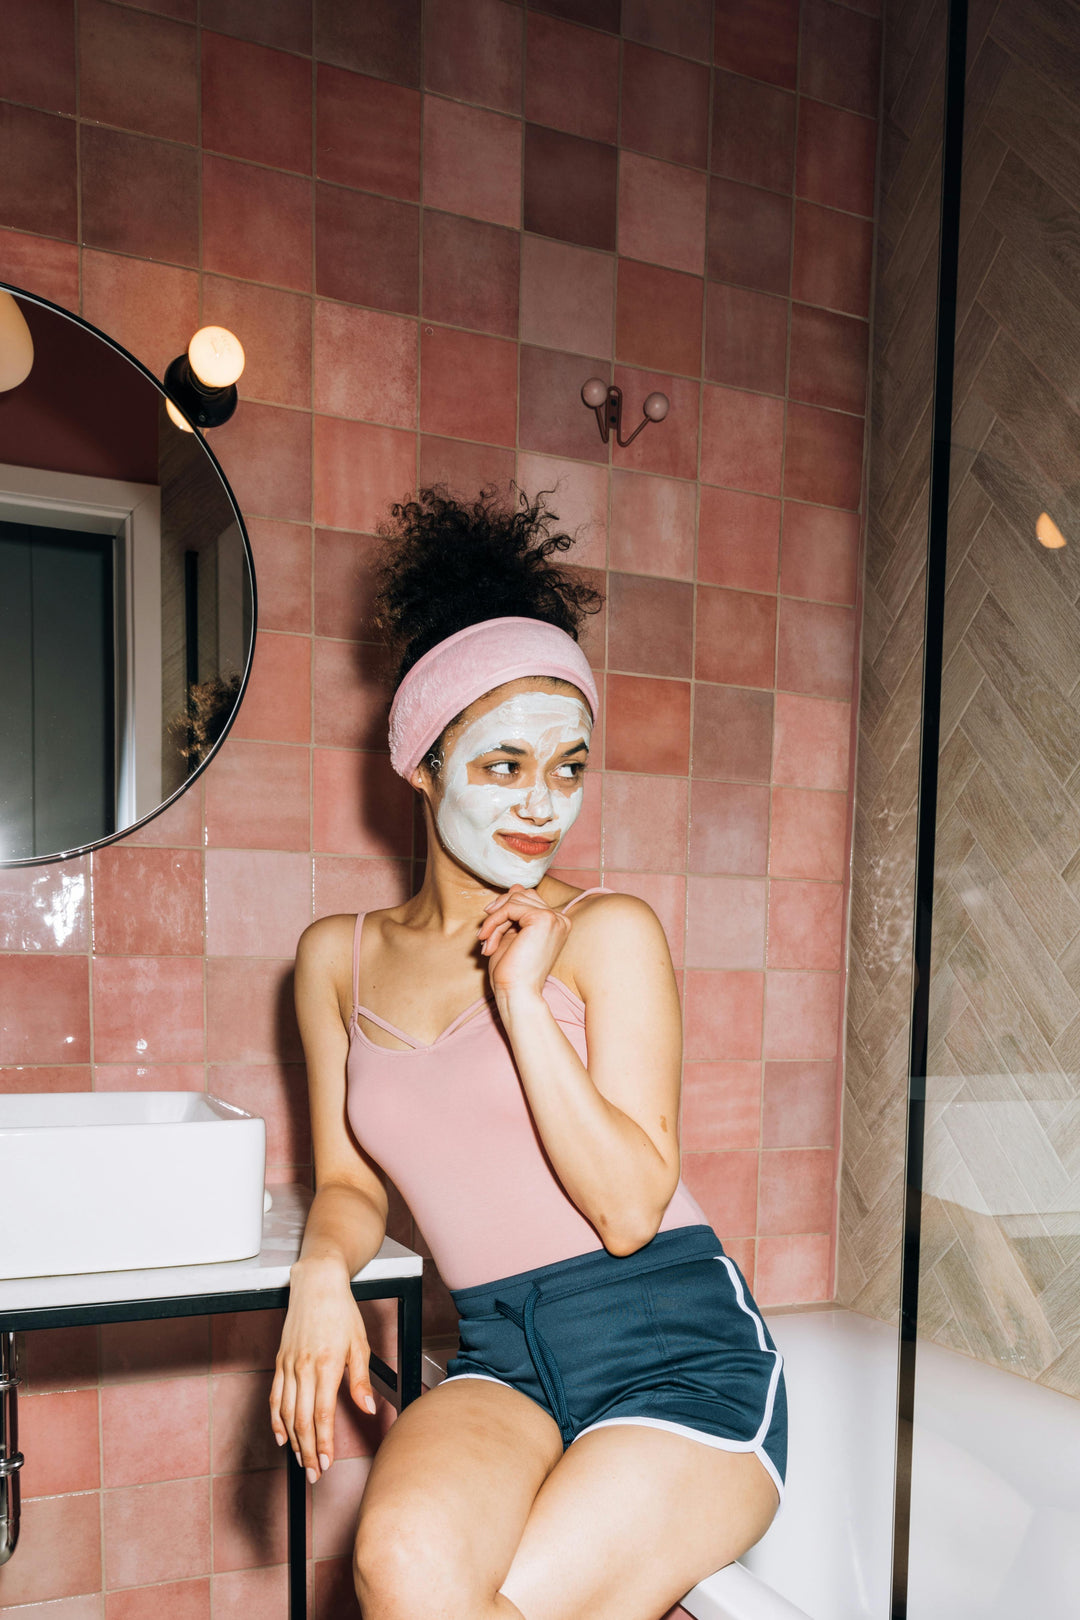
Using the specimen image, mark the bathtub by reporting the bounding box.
[682,1306,1080,1620]
[422,1304,1080,1619]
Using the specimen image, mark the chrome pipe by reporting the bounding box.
[0,1332,23,1564]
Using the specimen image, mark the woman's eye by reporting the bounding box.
[554,762,585,780]
[486,760,518,777]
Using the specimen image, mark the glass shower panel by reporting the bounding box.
[911,0,1080,1613]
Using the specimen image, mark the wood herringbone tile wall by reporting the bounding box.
[841,0,1080,1400]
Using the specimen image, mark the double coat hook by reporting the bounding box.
[581,377,670,447]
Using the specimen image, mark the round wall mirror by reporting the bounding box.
[0,283,256,867]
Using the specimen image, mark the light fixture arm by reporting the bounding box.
[581,379,670,448]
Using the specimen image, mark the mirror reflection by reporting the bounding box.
[0,285,255,865]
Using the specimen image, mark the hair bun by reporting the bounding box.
[373,483,603,686]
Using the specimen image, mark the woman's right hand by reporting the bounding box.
[269,1256,378,1482]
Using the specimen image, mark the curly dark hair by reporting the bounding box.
[373,483,603,689]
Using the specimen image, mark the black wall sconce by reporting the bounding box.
[581,377,670,447]
[164,326,245,432]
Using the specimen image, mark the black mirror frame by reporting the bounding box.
[0,280,258,869]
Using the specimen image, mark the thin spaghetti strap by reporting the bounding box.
[350,911,366,1030]
[560,886,611,913]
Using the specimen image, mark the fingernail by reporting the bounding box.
[364,1394,377,1414]
[274,1432,286,1447]
[306,1466,318,1485]
[319,1453,331,1471]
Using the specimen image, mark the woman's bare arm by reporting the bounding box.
[270,916,390,1481]
[479,890,682,1254]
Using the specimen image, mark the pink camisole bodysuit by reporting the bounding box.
[344,889,709,1291]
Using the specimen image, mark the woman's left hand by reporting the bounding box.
[477,884,571,1005]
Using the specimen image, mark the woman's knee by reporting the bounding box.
[353,1511,481,1617]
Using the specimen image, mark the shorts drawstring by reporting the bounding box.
[494,1282,574,1444]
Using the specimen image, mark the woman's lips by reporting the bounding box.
[497,831,557,858]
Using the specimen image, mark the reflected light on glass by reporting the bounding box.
[1036,512,1066,549]
[188,325,245,388]
[0,289,34,392]
[165,395,194,433]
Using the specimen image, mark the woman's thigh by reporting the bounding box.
[500,1423,780,1620]
[353,1375,564,1612]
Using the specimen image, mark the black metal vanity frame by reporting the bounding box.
[0,1271,424,1620]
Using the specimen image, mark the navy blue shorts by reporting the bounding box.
[444,1223,787,1505]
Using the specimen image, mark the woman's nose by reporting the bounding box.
[519,780,555,820]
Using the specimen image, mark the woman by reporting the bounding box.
[270,488,787,1620]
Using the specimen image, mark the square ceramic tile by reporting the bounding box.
[776,597,857,700]
[621,43,710,169]
[520,236,614,356]
[82,127,198,264]
[695,585,777,687]
[795,99,877,217]
[711,69,795,191]
[419,326,517,446]
[609,469,696,579]
[314,0,421,86]
[705,281,787,394]
[80,0,197,142]
[605,673,691,774]
[202,0,310,50]
[697,485,781,593]
[789,303,869,414]
[201,30,310,170]
[524,12,619,142]
[713,0,798,89]
[782,402,864,510]
[314,301,417,428]
[423,0,522,114]
[779,502,860,604]
[202,155,310,289]
[618,151,707,274]
[524,124,617,251]
[423,211,519,338]
[616,259,703,377]
[607,573,694,677]
[800,0,881,119]
[691,684,773,782]
[621,0,712,60]
[316,65,421,199]
[315,184,418,312]
[700,384,784,495]
[0,106,76,239]
[792,200,873,318]
[707,176,790,295]
[423,95,522,227]
[3,0,76,114]
[772,692,851,790]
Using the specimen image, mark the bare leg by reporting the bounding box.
[352,1376,562,1620]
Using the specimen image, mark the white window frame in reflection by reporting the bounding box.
[0,460,162,834]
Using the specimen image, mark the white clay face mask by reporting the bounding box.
[434,692,592,889]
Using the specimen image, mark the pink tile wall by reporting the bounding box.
[0,0,879,1611]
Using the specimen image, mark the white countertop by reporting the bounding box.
[0,1183,421,1315]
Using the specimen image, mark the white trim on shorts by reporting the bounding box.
[570,1417,784,1508]
[443,1370,518,1391]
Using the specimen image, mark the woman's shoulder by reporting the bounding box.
[556,889,672,996]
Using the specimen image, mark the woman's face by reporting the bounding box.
[425,679,592,889]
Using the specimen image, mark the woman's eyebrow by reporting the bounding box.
[558,740,589,758]
[471,741,527,757]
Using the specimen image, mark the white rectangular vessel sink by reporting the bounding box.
[0,1091,267,1279]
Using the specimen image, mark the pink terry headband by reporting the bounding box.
[388,616,600,779]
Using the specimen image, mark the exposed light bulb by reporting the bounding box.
[1036,512,1066,549]
[165,395,194,433]
[188,325,245,388]
[0,289,34,392]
